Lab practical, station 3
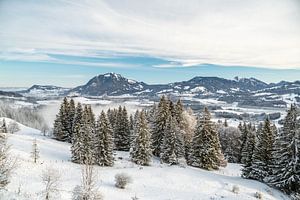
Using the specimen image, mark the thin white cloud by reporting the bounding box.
[0,0,299,68]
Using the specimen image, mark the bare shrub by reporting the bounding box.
[254,191,263,199]
[41,167,61,200]
[115,173,132,189]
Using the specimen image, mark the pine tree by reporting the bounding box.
[71,103,84,163]
[0,132,14,189]
[224,119,228,127]
[247,117,275,181]
[95,111,114,166]
[151,95,170,157]
[268,105,300,194]
[31,139,40,164]
[80,105,96,164]
[239,122,248,163]
[114,106,130,151]
[131,110,152,166]
[130,110,140,155]
[160,115,185,165]
[241,125,256,178]
[67,98,76,140]
[53,97,70,142]
[190,107,223,170]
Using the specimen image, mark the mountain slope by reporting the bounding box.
[2,118,290,200]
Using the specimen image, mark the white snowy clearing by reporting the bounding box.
[0,118,290,200]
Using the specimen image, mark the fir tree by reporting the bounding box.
[224,119,228,127]
[131,110,152,166]
[68,98,76,140]
[31,139,40,164]
[239,122,248,163]
[71,103,84,163]
[151,95,170,157]
[160,115,185,165]
[53,97,70,142]
[0,132,14,189]
[95,111,114,166]
[190,107,222,170]
[241,125,256,178]
[268,105,300,193]
[114,106,130,151]
[247,117,275,181]
[130,110,140,155]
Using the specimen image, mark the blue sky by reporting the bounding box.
[1,54,300,87]
[0,0,299,87]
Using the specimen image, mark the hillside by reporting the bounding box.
[0,118,290,200]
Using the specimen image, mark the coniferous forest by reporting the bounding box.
[52,96,300,197]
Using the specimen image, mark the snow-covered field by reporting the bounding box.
[0,118,290,200]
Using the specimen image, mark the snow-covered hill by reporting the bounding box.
[0,119,290,200]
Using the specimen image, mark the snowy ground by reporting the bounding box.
[0,118,290,200]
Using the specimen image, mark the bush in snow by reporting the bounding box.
[41,167,60,200]
[72,185,103,200]
[231,185,240,194]
[254,191,263,199]
[115,173,132,189]
[7,121,20,134]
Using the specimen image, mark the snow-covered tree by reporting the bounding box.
[268,105,300,194]
[247,117,275,181]
[53,97,70,142]
[0,133,15,188]
[31,138,40,164]
[241,125,256,178]
[151,95,170,157]
[190,107,223,170]
[67,98,76,139]
[0,119,7,134]
[114,106,130,151]
[239,122,248,163]
[131,110,152,166]
[95,111,114,166]
[71,103,84,163]
[160,115,185,165]
[41,167,61,200]
[7,121,20,134]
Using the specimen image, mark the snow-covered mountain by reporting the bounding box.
[20,85,70,98]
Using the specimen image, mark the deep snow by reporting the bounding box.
[0,118,290,200]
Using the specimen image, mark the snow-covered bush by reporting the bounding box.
[254,191,263,199]
[7,121,20,134]
[72,185,103,200]
[115,173,132,189]
[231,185,240,194]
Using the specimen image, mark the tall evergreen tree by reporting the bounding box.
[160,115,185,165]
[131,110,152,166]
[71,103,84,163]
[239,122,249,163]
[67,98,76,140]
[53,97,70,142]
[114,106,130,151]
[247,117,275,181]
[241,125,256,178]
[268,105,300,194]
[190,108,223,170]
[151,95,170,157]
[0,119,7,133]
[95,111,114,166]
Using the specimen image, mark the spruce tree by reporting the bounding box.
[130,110,140,155]
[114,106,130,151]
[131,110,152,166]
[151,95,170,157]
[31,139,39,164]
[160,115,185,165]
[268,105,300,194]
[95,111,114,166]
[68,98,76,140]
[1,119,7,133]
[247,117,275,181]
[239,122,248,163]
[71,103,84,163]
[190,107,222,170]
[53,97,70,142]
[241,125,256,178]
